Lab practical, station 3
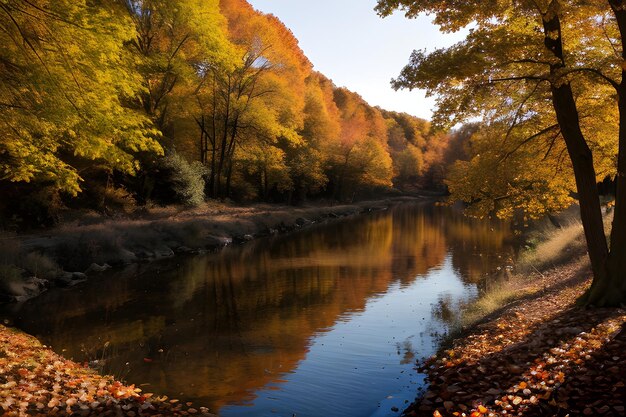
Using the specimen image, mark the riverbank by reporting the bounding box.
[0,196,428,303]
[0,323,217,416]
[403,255,626,416]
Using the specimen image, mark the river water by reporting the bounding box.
[4,203,516,417]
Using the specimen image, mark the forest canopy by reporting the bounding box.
[0,0,461,227]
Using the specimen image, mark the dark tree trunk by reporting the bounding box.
[216,76,232,199]
[198,116,206,164]
[542,3,625,306]
[208,141,217,198]
[581,0,626,306]
[550,83,611,294]
[224,115,239,199]
[585,85,626,306]
[225,159,233,199]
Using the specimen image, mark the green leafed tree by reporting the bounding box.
[376,0,626,305]
[0,0,162,195]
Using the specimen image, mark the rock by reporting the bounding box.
[233,234,254,244]
[113,250,137,266]
[55,273,77,287]
[153,247,174,259]
[204,235,231,248]
[391,406,399,412]
[295,217,311,226]
[85,263,112,274]
[175,246,193,254]
[135,250,154,259]
[72,272,87,280]
[424,391,437,400]
[1,276,47,299]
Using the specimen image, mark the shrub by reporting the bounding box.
[152,153,206,207]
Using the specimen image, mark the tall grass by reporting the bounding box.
[455,209,611,329]
[517,220,586,272]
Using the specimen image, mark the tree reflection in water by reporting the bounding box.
[4,203,516,416]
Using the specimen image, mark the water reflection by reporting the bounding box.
[3,203,515,417]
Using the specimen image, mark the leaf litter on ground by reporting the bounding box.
[404,261,626,417]
[0,325,215,416]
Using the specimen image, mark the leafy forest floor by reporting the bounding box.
[0,324,217,416]
[404,256,626,417]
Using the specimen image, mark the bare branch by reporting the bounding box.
[500,123,560,162]
[556,67,619,91]
[502,81,542,144]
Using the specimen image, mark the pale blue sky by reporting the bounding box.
[247,0,466,120]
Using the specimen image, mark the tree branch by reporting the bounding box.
[500,123,560,162]
[555,67,619,91]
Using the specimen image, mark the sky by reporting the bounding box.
[246,0,467,120]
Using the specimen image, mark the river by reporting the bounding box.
[3,202,516,417]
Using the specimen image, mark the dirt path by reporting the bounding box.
[404,260,626,417]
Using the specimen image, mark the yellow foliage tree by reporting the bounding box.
[0,0,162,195]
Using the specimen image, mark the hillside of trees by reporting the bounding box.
[0,0,463,229]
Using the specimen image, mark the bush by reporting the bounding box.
[152,153,206,207]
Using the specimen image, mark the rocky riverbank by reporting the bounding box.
[403,258,626,417]
[0,197,426,303]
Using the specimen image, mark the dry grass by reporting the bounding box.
[460,281,538,328]
[456,208,612,330]
[517,220,586,272]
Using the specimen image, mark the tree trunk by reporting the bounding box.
[551,83,612,301]
[578,0,626,306]
[542,3,619,306]
[224,115,239,199]
[225,159,233,199]
[263,166,268,200]
[216,76,232,199]
[584,89,626,306]
[198,116,206,164]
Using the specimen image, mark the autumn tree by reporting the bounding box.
[122,0,233,132]
[380,110,428,188]
[376,0,625,305]
[329,88,393,200]
[0,0,162,197]
[195,48,277,198]
[193,0,312,200]
[286,72,342,201]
